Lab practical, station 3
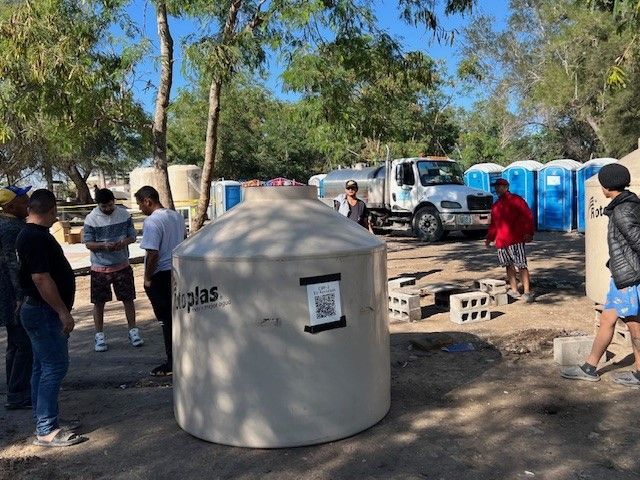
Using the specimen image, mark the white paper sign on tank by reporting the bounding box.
[172,185,390,448]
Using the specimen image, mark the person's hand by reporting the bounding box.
[59,311,75,334]
[103,242,114,251]
[111,240,124,251]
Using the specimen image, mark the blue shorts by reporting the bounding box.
[604,278,640,318]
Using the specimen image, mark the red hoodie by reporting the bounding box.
[486,192,534,248]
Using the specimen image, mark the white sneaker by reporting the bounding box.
[94,332,108,352]
[128,328,144,347]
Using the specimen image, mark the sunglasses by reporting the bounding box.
[346,186,357,191]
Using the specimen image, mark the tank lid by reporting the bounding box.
[465,162,504,173]
[503,160,543,171]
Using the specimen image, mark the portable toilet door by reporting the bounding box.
[464,163,504,201]
[537,159,582,231]
[576,158,617,233]
[502,160,543,227]
[212,180,242,218]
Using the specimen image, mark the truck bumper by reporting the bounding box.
[440,212,491,230]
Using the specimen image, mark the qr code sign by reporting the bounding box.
[314,293,336,319]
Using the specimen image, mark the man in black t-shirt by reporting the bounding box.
[16,189,86,447]
[333,180,373,232]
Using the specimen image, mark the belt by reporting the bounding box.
[24,296,47,307]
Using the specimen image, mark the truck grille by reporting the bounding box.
[467,195,492,211]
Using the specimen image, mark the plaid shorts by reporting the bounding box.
[497,242,528,269]
[90,266,136,304]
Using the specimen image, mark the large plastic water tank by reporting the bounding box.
[576,158,617,233]
[212,180,242,218]
[464,163,504,201]
[129,167,165,204]
[172,186,390,448]
[586,145,640,303]
[168,164,202,202]
[502,160,543,227]
[537,159,581,231]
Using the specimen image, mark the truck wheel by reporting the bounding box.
[412,207,444,242]
[462,229,488,240]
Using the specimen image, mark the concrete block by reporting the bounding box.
[475,278,507,295]
[389,291,421,322]
[422,283,466,294]
[388,277,416,290]
[490,292,509,306]
[450,308,491,325]
[434,289,466,309]
[450,292,491,312]
[553,336,596,366]
[389,307,421,323]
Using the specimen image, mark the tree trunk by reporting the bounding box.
[152,0,175,210]
[67,164,92,204]
[585,114,609,153]
[193,79,223,231]
[43,161,53,191]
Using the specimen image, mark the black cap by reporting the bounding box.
[345,180,358,190]
[598,163,630,191]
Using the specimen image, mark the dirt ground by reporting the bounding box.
[1,231,639,480]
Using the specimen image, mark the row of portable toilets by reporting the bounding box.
[463,158,618,232]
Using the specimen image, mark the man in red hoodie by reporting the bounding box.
[485,178,535,303]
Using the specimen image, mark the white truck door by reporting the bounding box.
[390,160,416,213]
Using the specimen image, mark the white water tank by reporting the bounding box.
[172,186,390,447]
[168,164,202,202]
[585,146,640,303]
[129,167,165,204]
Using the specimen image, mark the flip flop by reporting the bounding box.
[34,420,82,436]
[33,430,87,448]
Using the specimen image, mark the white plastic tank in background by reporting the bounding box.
[172,186,390,448]
[168,164,202,202]
[129,167,164,204]
[586,145,640,303]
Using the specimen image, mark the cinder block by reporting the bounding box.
[388,291,421,322]
[553,336,596,366]
[389,307,421,323]
[450,292,491,312]
[450,308,491,325]
[490,292,508,306]
[434,289,466,309]
[475,278,507,295]
[388,277,416,290]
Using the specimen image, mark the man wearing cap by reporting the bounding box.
[485,178,535,303]
[333,180,373,232]
[0,186,33,410]
[562,163,640,385]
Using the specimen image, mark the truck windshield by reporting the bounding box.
[417,161,464,186]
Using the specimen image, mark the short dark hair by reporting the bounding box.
[28,189,56,214]
[95,188,115,204]
[134,185,160,203]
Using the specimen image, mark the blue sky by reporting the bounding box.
[123,0,510,113]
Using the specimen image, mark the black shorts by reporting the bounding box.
[90,266,136,304]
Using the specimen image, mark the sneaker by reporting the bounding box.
[128,328,144,347]
[522,292,535,303]
[561,364,600,382]
[613,371,640,387]
[507,289,521,300]
[94,332,108,352]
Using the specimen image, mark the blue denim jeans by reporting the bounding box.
[20,302,69,436]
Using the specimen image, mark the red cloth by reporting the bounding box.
[486,192,534,248]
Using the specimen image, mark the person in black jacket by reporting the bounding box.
[562,163,640,385]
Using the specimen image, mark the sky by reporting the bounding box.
[122,0,510,113]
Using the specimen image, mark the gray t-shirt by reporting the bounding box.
[140,208,185,274]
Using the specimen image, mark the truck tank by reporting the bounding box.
[321,166,386,208]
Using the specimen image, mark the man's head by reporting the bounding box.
[494,178,509,197]
[598,163,630,198]
[95,188,116,215]
[0,185,31,219]
[345,180,358,198]
[27,189,58,227]
[134,186,161,216]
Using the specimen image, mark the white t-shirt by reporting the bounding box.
[140,208,186,274]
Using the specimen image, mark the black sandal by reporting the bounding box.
[33,430,87,447]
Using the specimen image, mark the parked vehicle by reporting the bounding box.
[320,157,493,242]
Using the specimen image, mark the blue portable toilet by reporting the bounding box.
[576,158,617,233]
[212,180,242,218]
[308,174,327,197]
[502,160,543,227]
[464,163,504,201]
[537,159,582,232]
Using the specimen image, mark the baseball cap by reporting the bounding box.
[345,180,358,189]
[0,185,31,207]
[494,178,509,187]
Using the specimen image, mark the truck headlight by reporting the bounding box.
[440,201,462,209]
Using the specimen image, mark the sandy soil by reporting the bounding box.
[1,231,639,480]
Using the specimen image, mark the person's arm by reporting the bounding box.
[31,272,74,334]
[144,250,159,288]
[113,216,138,251]
[613,208,640,255]
[83,223,114,252]
[1,222,24,305]
[485,204,498,246]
